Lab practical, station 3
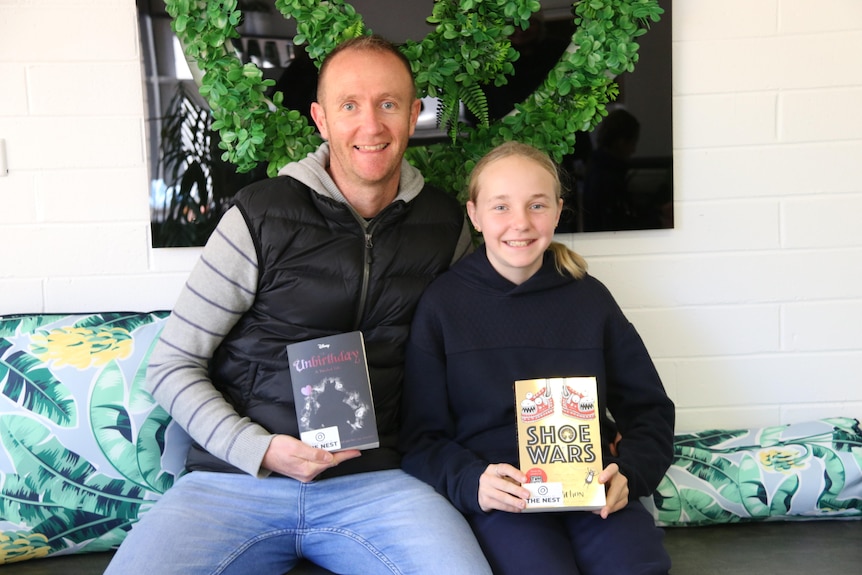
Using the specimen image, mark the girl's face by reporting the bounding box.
[467,154,563,285]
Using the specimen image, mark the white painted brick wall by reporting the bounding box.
[0,0,859,431]
[0,64,28,116]
[562,0,862,429]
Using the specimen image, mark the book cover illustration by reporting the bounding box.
[286,331,379,451]
[515,376,606,511]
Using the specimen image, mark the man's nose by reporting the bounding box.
[358,107,384,133]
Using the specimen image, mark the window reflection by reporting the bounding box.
[138,0,672,247]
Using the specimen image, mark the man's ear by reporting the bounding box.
[310,102,328,140]
[408,98,421,136]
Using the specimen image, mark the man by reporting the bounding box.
[106,36,489,575]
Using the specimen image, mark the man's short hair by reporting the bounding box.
[316,34,416,101]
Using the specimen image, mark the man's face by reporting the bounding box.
[310,49,420,196]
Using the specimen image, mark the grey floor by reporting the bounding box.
[664,519,862,574]
[3,519,859,574]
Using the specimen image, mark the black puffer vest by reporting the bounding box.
[185,176,464,478]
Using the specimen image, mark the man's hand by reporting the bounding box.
[262,434,361,483]
[478,463,530,513]
[594,462,629,519]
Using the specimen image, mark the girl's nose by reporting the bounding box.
[511,208,530,230]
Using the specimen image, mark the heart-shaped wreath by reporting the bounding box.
[166,0,662,201]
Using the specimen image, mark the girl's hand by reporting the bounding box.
[478,463,530,513]
[594,463,629,518]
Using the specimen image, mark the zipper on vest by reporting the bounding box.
[353,227,375,330]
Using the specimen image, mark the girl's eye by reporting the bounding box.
[492,205,507,211]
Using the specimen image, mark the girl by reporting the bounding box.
[400,141,674,574]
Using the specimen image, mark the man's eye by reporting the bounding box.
[492,205,507,211]
[382,102,395,110]
[343,103,355,111]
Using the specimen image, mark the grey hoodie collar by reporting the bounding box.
[277,142,425,206]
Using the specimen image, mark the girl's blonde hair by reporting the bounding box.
[468,141,588,279]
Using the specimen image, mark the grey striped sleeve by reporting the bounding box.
[146,207,275,477]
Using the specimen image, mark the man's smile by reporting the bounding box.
[355,143,389,151]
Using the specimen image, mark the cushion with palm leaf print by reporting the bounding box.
[643,418,862,526]
[0,312,190,565]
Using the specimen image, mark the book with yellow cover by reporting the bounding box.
[515,377,606,511]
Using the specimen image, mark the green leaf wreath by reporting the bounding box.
[165,0,663,202]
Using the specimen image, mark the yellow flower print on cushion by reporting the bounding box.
[0,531,51,563]
[30,326,133,369]
[759,448,807,473]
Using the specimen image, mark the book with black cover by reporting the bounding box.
[515,376,606,511]
[286,331,379,451]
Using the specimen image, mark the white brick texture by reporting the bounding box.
[0,0,859,430]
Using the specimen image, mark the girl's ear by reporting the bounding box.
[466,201,480,233]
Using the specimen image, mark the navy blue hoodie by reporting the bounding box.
[399,245,674,515]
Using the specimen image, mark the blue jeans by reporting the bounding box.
[105,469,491,575]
